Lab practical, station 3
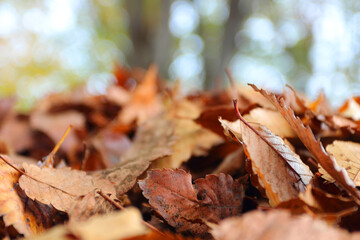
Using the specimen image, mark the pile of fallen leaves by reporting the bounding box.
[1,65,360,239]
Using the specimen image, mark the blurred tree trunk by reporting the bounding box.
[202,0,251,89]
[126,0,172,78]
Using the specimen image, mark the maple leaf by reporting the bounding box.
[0,155,44,237]
[219,102,313,206]
[93,117,176,196]
[320,141,360,186]
[139,169,244,236]
[210,210,360,240]
[251,84,360,202]
[27,207,148,240]
[19,163,115,213]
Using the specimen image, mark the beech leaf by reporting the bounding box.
[219,102,313,206]
[251,84,360,202]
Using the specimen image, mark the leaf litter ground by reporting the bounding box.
[0,65,360,239]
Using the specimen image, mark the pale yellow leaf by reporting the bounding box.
[28,207,148,240]
[320,141,360,186]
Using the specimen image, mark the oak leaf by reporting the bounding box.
[19,163,115,213]
[211,210,360,240]
[139,169,244,236]
[220,111,313,206]
[251,84,360,202]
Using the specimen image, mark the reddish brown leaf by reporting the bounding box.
[139,169,244,236]
[251,84,360,202]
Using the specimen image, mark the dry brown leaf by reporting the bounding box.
[91,127,132,167]
[30,110,85,153]
[211,210,360,240]
[339,97,360,120]
[67,190,118,221]
[93,117,176,196]
[243,108,296,138]
[27,207,148,240]
[0,155,44,237]
[19,163,115,212]
[151,99,223,169]
[0,115,33,153]
[139,169,244,237]
[124,231,197,240]
[320,141,360,186]
[251,84,360,202]
[237,85,275,109]
[212,148,246,175]
[219,114,313,206]
[195,105,238,138]
[119,64,162,124]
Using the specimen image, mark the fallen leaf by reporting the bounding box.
[0,115,33,153]
[91,127,132,167]
[195,105,238,138]
[211,210,360,240]
[119,64,162,124]
[30,110,85,153]
[339,97,360,120]
[93,117,176,196]
[220,110,313,206]
[151,99,223,169]
[308,91,333,116]
[320,141,360,186]
[19,163,115,212]
[0,155,44,237]
[27,207,148,240]
[243,108,296,138]
[124,231,197,240]
[212,147,246,175]
[67,190,118,221]
[251,84,360,202]
[139,169,244,236]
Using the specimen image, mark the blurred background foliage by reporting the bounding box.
[0,0,360,110]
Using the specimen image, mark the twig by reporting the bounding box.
[43,125,73,167]
[97,190,166,236]
[225,68,239,100]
